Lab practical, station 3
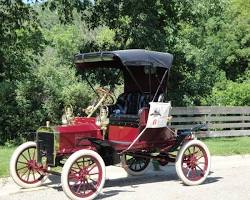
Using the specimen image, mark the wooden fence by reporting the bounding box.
[169,106,250,138]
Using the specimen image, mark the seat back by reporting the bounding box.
[115,92,152,115]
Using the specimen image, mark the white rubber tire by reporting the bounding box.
[175,140,211,186]
[9,141,48,188]
[121,154,150,176]
[61,150,106,200]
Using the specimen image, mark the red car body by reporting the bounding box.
[10,50,211,200]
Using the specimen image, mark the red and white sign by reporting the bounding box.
[147,102,171,128]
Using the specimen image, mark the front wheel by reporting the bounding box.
[175,140,211,186]
[9,141,48,188]
[61,150,106,200]
[121,154,150,176]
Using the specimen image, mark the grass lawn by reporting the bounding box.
[0,146,15,177]
[201,136,250,156]
[0,136,250,177]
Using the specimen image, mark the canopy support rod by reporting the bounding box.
[152,69,168,102]
[149,67,152,97]
[82,71,100,98]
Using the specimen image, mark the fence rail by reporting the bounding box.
[169,106,250,138]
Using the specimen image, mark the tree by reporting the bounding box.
[39,0,249,106]
[0,0,45,144]
[85,0,230,105]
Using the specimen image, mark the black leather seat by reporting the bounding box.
[109,92,152,127]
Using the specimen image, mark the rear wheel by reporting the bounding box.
[61,150,106,200]
[121,154,150,176]
[175,140,211,185]
[9,141,48,188]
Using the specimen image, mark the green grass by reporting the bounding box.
[202,136,250,156]
[0,146,15,177]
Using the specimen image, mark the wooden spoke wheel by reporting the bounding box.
[121,154,150,176]
[61,150,106,200]
[9,141,48,188]
[175,140,211,185]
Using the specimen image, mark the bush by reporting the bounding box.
[15,48,94,135]
[204,79,250,106]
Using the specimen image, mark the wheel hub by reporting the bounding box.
[27,160,36,170]
[187,155,197,168]
[77,168,90,181]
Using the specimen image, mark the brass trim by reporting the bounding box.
[36,126,59,166]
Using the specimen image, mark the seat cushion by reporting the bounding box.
[109,114,139,127]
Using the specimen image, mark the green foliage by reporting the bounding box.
[85,0,246,106]
[204,78,250,106]
[15,47,94,131]
[41,0,92,23]
[40,0,250,106]
[0,0,250,144]
[0,1,45,144]
[0,1,45,81]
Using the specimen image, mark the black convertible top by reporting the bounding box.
[74,49,173,69]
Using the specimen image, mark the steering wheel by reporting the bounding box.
[96,87,115,105]
[86,87,114,117]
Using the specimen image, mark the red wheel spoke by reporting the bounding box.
[91,183,97,191]
[196,155,204,161]
[196,164,204,173]
[32,149,36,160]
[88,163,97,172]
[32,169,36,181]
[17,166,28,171]
[191,168,196,178]
[81,157,85,167]
[68,172,78,179]
[14,146,47,185]
[82,157,92,165]
[82,180,86,194]
[76,160,83,170]
[89,178,97,184]
[67,153,104,198]
[70,168,79,173]
[36,170,42,176]
[27,149,32,160]
[26,170,31,182]
[76,181,83,193]
[180,143,209,183]
[85,178,89,187]
[186,168,192,177]
[89,172,99,175]
[192,146,195,153]
[20,169,29,178]
[87,179,97,192]
[192,150,200,156]
[21,154,29,162]
[70,183,79,193]
[17,160,28,165]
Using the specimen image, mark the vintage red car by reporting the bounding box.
[10,49,211,200]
